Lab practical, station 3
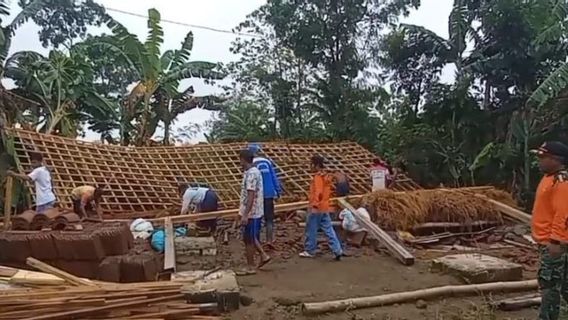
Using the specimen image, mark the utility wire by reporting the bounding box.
[105,7,262,38]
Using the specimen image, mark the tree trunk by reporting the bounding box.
[163,117,172,145]
[522,112,530,193]
[136,93,152,146]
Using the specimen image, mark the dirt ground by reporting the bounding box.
[217,225,538,320]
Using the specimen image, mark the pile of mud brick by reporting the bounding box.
[11,209,81,231]
[0,222,164,282]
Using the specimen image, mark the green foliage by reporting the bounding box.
[18,0,107,48]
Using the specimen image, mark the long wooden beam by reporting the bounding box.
[337,198,414,265]
[473,194,531,224]
[302,279,538,315]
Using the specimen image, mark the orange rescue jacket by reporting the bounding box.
[309,172,332,213]
[532,171,568,244]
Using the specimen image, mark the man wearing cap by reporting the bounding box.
[248,143,282,247]
[531,141,568,320]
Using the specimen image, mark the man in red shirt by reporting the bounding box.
[531,141,568,320]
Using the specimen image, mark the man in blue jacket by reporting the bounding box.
[248,143,282,247]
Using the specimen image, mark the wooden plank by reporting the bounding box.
[22,293,184,320]
[474,194,531,224]
[337,198,414,265]
[163,217,176,272]
[26,257,95,287]
[3,175,13,230]
[9,269,66,286]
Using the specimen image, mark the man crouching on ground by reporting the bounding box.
[238,149,271,275]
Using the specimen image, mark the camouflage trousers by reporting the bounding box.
[539,245,568,320]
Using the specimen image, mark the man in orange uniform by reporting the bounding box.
[531,141,568,320]
[299,155,343,260]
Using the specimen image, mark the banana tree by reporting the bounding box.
[7,48,117,136]
[103,8,225,146]
[0,0,49,125]
[153,86,225,145]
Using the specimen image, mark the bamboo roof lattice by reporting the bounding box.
[6,129,416,216]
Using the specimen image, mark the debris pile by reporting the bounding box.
[353,188,510,231]
[0,270,221,320]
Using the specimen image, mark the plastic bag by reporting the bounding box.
[130,218,154,240]
[338,208,369,233]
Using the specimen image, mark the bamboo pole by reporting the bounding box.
[302,280,538,315]
[3,175,13,230]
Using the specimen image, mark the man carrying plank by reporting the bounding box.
[531,141,568,320]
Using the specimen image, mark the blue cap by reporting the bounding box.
[247,143,261,154]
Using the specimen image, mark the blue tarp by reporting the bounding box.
[150,227,187,253]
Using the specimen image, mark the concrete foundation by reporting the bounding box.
[432,254,523,284]
[179,270,240,312]
[175,237,217,256]
[175,237,217,270]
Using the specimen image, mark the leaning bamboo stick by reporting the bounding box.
[302,280,538,315]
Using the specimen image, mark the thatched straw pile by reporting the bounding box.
[350,188,513,231]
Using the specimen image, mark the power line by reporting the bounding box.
[105,7,262,38]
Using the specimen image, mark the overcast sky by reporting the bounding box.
[6,0,453,142]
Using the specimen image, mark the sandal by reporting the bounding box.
[236,269,257,276]
[257,257,272,269]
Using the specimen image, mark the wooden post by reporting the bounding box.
[3,175,13,230]
[163,217,176,272]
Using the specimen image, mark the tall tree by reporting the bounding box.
[226,5,320,139]
[262,0,418,143]
[18,0,107,48]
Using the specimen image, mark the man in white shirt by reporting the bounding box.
[179,184,219,232]
[370,158,393,191]
[8,152,56,214]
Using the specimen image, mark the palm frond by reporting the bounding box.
[169,32,194,71]
[8,0,46,32]
[144,8,163,75]
[400,24,453,53]
[163,61,225,82]
[106,15,152,81]
[448,0,468,55]
[527,62,568,108]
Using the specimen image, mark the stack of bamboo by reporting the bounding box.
[0,258,221,320]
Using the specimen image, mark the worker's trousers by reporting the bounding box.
[539,245,568,320]
[304,213,343,257]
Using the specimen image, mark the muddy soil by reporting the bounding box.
[219,226,537,320]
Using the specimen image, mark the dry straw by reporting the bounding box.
[351,188,513,231]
